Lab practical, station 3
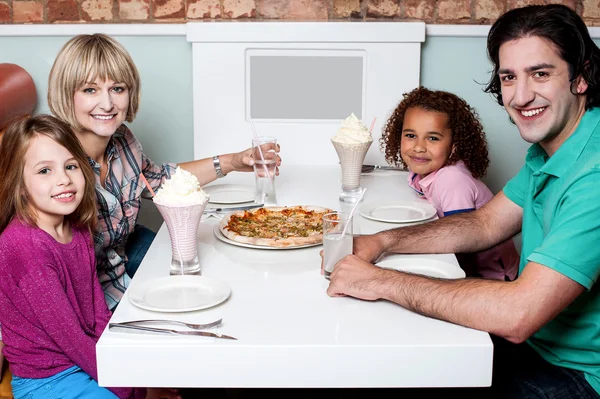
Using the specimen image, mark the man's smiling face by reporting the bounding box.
[498,35,588,154]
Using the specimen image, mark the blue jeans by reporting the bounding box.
[487,335,599,398]
[11,365,118,399]
[124,224,156,279]
[426,335,600,399]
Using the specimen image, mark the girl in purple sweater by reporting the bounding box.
[0,115,143,399]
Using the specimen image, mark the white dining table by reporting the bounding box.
[96,166,493,389]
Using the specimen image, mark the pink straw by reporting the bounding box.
[369,117,377,133]
[139,173,156,197]
[250,119,274,185]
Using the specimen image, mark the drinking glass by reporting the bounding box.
[322,212,353,279]
[252,136,278,206]
[331,140,372,204]
[154,200,208,275]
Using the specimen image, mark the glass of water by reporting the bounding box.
[252,136,278,206]
[322,212,353,279]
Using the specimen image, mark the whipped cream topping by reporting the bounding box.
[153,167,208,206]
[332,113,373,145]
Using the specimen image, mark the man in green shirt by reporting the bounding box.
[326,5,600,398]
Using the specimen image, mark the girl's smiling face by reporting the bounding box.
[400,106,453,177]
[23,134,86,228]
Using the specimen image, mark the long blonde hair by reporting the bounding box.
[0,115,97,234]
[48,33,141,130]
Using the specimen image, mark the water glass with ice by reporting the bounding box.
[322,212,353,279]
[252,136,278,206]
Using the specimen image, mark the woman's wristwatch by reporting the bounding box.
[212,155,226,178]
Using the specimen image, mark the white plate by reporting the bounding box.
[204,184,254,204]
[359,201,436,223]
[377,258,465,279]
[213,224,322,250]
[128,275,231,312]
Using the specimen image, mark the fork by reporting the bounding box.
[116,318,222,330]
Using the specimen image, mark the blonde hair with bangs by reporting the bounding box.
[0,115,97,235]
[48,33,141,131]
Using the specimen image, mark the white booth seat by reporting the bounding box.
[187,22,425,167]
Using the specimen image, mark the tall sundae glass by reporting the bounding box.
[153,167,209,275]
[332,113,373,204]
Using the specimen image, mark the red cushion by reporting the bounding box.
[0,63,37,132]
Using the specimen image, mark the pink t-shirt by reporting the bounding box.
[408,161,519,281]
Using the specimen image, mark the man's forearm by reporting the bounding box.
[379,205,518,255]
[328,257,584,344]
[372,269,523,341]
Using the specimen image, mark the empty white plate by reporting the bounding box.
[204,184,254,204]
[377,258,465,279]
[128,275,231,312]
[359,201,436,223]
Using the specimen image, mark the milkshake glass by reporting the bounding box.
[154,200,209,275]
[331,114,373,204]
[152,167,209,275]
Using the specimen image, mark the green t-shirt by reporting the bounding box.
[503,107,600,394]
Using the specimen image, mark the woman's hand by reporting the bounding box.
[180,143,281,186]
[229,143,281,175]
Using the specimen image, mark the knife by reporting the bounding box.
[109,323,238,340]
[203,203,264,214]
[362,164,405,173]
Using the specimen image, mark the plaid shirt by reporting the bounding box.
[91,125,176,310]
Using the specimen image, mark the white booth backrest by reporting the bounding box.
[187,22,425,166]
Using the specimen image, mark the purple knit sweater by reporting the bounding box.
[0,219,141,399]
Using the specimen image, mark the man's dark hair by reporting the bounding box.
[484,4,600,110]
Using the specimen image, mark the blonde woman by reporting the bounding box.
[48,34,280,310]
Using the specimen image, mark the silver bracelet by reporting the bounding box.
[212,155,226,178]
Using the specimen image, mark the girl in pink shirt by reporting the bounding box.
[381,87,519,281]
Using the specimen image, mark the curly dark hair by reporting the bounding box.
[485,4,600,110]
[380,87,490,179]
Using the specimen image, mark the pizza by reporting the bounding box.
[219,205,334,248]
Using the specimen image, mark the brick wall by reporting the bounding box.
[0,0,594,25]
